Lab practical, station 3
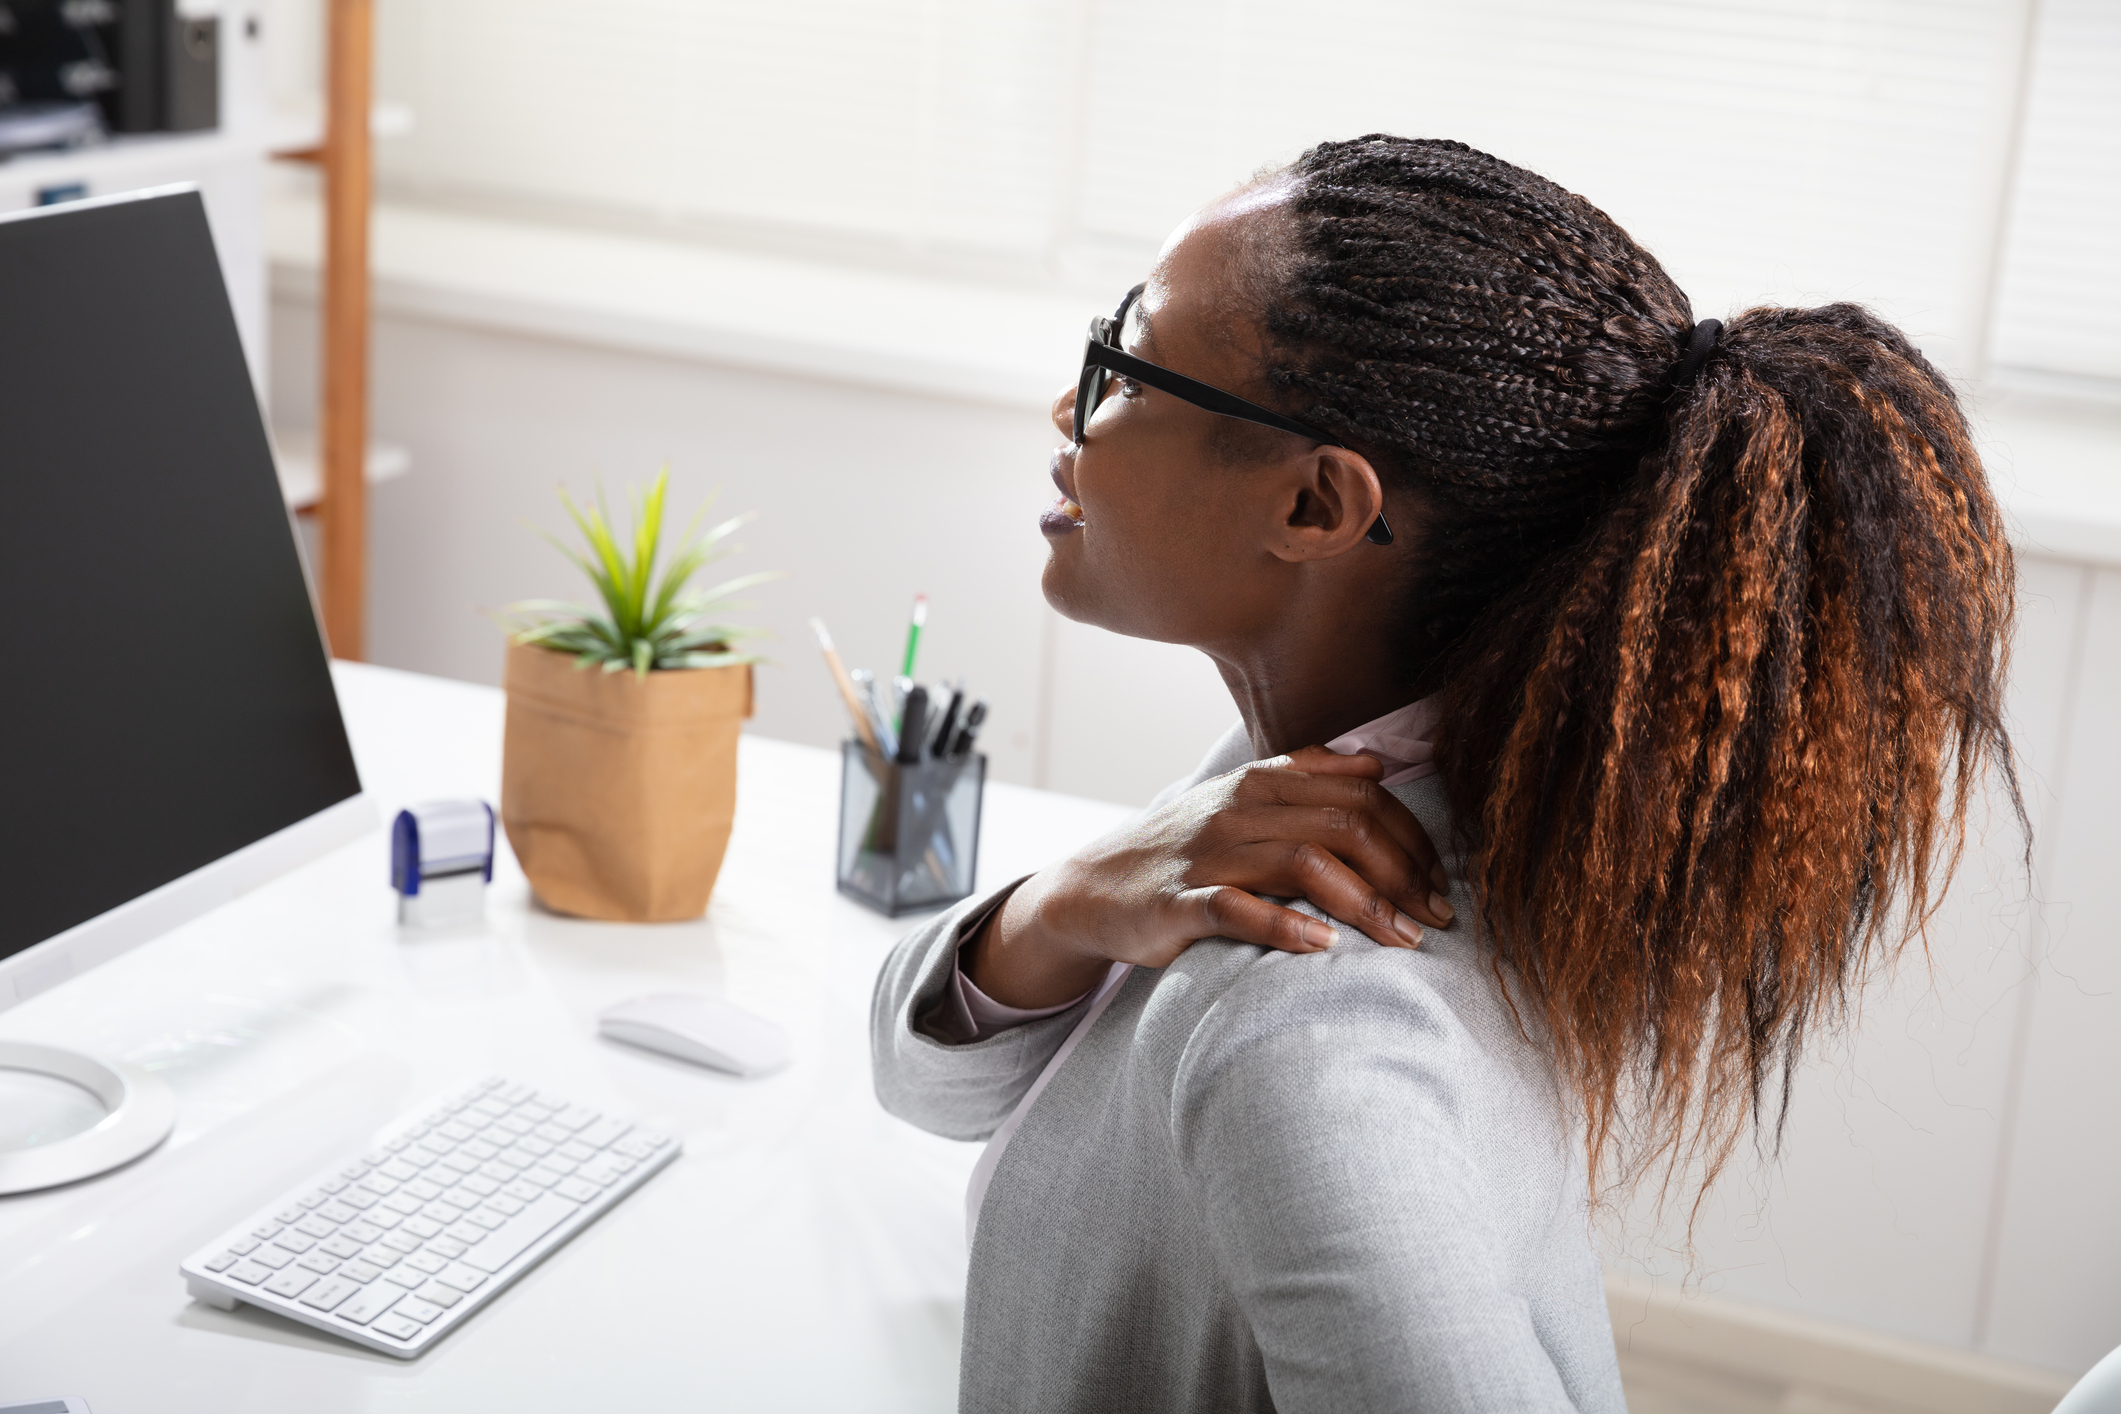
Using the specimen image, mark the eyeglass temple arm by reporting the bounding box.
[1086,342,1343,448]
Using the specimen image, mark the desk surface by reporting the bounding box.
[0,662,1132,1412]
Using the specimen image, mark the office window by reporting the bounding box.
[366,0,2045,381]
[1988,0,2121,382]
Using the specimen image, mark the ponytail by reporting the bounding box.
[1266,137,2021,1198]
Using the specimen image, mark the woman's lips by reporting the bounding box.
[1043,451,1083,535]
[1040,495,1084,536]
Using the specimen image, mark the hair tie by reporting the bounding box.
[1672,318,1723,392]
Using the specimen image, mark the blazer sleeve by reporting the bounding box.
[869,879,1095,1143]
[1168,957,1586,1413]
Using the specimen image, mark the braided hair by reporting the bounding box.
[1260,135,2021,1201]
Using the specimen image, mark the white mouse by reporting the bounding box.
[596,993,791,1078]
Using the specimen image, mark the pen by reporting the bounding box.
[897,686,930,766]
[950,699,988,760]
[900,594,927,681]
[930,684,965,761]
[852,669,897,758]
[810,617,881,755]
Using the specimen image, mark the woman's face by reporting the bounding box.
[1039,187,1316,651]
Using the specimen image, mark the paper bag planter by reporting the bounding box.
[500,641,752,922]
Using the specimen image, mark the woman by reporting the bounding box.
[871,136,2017,1412]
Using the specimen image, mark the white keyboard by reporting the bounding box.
[178,1076,681,1358]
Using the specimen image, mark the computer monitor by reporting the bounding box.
[0,186,374,1192]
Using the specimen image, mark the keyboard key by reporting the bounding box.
[427,1236,468,1258]
[382,1266,425,1288]
[381,1193,423,1215]
[443,1221,488,1245]
[274,1231,317,1255]
[297,1251,340,1274]
[401,1216,444,1239]
[337,1283,404,1325]
[381,1229,423,1253]
[522,1166,564,1189]
[229,1236,261,1255]
[555,1178,601,1203]
[265,1269,318,1299]
[360,1245,402,1267]
[295,1215,337,1239]
[460,1138,499,1161]
[340,1260,383,1283]
[396,1296,444,1324]
[515,1135,554,1158]
[362,1174,403,1197]
[498,1082,535,1104]
[341,1162,371,1181]
[400,1146,438,1169]
[488,1194,526,1216]
[494,1114,533,1135]
[462,1191,579,1274]
[438,1153,480,1175]
[384,1135,412,1152]
[319,1176,349,1194]
[371,1313,423,1341]
[540,1155,579,1176]
[298,1192,327,1210]
[435,1262,487,1292]
[577,1118,629,1150]
[253,1245,297,1270]
[406,1250,447,1274]
[416,1280,463,1308]
[550,1105,598,1131]
[338,1188,379,1211]
[300,1276,359,1311]
[472,1098,510,1120]
[607,1154,638,1174]
[320,1236,365,1260]
[614,1133,667,1160]
[204,1251,237,1272]
[424,1202,465,1224]
[227,1260,272,1286]
[437,1121,475,1142]
[341,1220,385,1245]
[251,1221,283,1241]
[575,1157,626,1187]
[318,1202,361,1225]
[365,1207,404,1230]
[465,1207,507,1230]
[443,1187,483,1211]
[404,1178,445,1201]
[533,1122,571,1144]
[502,1180,544,1203]
[274,1206,305,1224]
[464,1171,505,1193]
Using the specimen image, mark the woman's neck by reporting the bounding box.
[1208,637,1422,760]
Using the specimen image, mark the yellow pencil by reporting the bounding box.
[810,617,881,754]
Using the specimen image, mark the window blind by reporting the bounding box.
[364,0,2058,383]
[1989,0,2121,383]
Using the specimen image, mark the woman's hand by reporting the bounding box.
[965,747,1455,1009]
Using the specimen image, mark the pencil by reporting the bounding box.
[900,594,927,680]
[810,617,881,754]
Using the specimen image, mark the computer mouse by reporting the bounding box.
[595,993,791,1078]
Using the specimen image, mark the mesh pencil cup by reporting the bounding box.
[836,740,984,917]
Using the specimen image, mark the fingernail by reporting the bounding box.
[1429,892,1454,925]
[1303,921,1335,949]
[1394,911,1424,947]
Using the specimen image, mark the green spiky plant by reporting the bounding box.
[502,469,778,677]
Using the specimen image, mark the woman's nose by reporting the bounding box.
[1051,384,1077,440]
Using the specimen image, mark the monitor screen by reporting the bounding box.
[0,188,362,962]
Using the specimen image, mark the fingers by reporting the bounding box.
[1228,840,1427,949]
[1278,744,1386,779]
[1179,885,1339,955]
[1232,762,1455,926]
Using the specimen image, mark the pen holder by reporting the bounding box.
[836,740,985,917]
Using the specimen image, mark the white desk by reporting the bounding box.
[0,662,1131,1411]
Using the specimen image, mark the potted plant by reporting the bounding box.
[497,470,775,922]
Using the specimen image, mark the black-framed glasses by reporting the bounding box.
[1075,284,1391,545]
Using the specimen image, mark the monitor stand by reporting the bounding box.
[0,1041,175,1195]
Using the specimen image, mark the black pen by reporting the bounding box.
[950,699,988,760]
[930,684,965,761]
[897,687,930,766]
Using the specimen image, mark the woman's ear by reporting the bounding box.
[1269,445,1387,562]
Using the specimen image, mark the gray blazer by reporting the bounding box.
[871,725,1625,1413]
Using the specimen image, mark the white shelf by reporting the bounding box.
[269,428,410,511]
